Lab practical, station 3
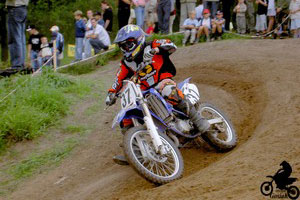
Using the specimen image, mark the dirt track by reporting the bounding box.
[7,39,300,200]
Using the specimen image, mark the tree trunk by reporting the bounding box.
[0,6,8,62]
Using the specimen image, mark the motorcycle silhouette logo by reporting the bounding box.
[260,161,299,199]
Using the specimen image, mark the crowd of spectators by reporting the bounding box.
[4,0,300,70]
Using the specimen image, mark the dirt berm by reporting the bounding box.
[8,39,300,200]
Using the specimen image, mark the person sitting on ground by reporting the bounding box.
[39,36,53,67]
[233,0,247,34]
[146,20,155,34]
[182,10,199,45]
[88,18,111,54]
[212,10,225,40]
[255,0,268,36]
[289,0,300,38]
[94,11,105,27]
[196,9,212,42]
[50,25,64,67]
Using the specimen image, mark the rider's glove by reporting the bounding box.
[105,92,116,106]
[143,47,156,63]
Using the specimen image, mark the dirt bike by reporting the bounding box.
[260,170,300,199]
[109,60,237,185]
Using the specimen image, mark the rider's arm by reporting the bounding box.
[108,61,132,93]
[151,39,177,55]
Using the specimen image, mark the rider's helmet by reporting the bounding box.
[114,25,146,62]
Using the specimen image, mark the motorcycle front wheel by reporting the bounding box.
[197,103,237,151]
[287,185,300,200]
[123,125,184,185]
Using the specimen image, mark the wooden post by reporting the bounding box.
[53,40,57,72]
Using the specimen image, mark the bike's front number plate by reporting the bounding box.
[121,83,138,109]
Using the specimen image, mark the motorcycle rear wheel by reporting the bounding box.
[123,125,184,185]
[197,103,237,151]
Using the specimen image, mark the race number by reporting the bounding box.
[120,83,138,109]
[182,83,200,105]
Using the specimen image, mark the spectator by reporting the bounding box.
[132,0,146,28]
[266,0,276,35]
[6,0,28,70]
[212,10,225,40]
[195,0,204,20]
[182,11,198,45]
[145,0,158,30]
[118,0,131,29]
[129,8,136,24]
[245,0,256,33]
[50,25,64,66]
[276,0,291,38]
[39,36,52,67]
[289,0,300,38]
[222,0,235,30]
[255,0,268,35]
[234,0,247,34]
[169,0,176,33]
[196,9,212,42]
[157,0,171,34]
[203,0,219,17]
[94,11,105,27]
[180,0,197,31]
[146,20,155,34]
[27,25,42,72]
[101,1,113,32]
[89,18,111,54]
[74,10,85,61]
[84,10,93,59]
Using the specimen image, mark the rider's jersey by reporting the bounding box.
[108,39,177,93]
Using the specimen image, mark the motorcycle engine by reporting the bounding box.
[174,119,194,134]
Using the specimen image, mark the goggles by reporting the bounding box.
[119,39,137,52]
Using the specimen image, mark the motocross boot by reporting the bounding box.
[177,100,210,134]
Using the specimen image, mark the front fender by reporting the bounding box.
[112,106,143,129]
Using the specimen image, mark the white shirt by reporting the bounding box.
[290,0,300,19]
[195,4,204,20]
[85,19,93,38]
[40,43,52,58]
[92,24,111,46]
[199,18,211,29]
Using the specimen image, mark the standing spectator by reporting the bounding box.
[276,0,291,38]
[89,18,111,54]
[182,11,198,45]
[84,10,93,59]
[132,0,146,28]
[94,11,105,27]
[212,10,225,40]
[50,25,64,66]
[222,0,235,30]
[245,0,256,33]
[157,0,171,34]
[289,0,300,38]
[255,0,268,35]
[196,9,212,42]
[74,10,85,61]
[266,0,276,34]
[169,0,176,33]
[39,36,52,67]
[180,0,197,30]
[6,0,28,70]
[27,25,42,72]
[145,0,158,29]
[102,1,114,33]
[129,7,137,24]
[118,0,131,29]
[234,0,247,34]
[203,0,219,17]
[195,0,204,20]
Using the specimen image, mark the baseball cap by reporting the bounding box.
[26,25,36,31]
[203,9,210,14]
[50,25,59,32]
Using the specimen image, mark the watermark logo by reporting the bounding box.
[260,161,299,199]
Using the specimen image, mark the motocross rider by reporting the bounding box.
[106,25,210,164]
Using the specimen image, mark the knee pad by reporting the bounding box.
[162,85,184,105]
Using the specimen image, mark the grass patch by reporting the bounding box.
[58,48,121,75]
[0,70,91,151]
[63,125,87,134]
[148,33,184,47]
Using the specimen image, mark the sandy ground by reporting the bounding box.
[5,39,300,200]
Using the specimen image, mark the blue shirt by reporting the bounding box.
[183,18,198,27]
[98,19,105,27]
[75,19,86,38]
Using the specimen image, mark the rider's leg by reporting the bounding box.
[156,79,210,134]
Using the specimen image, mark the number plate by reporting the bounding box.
[120,83,138,109]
